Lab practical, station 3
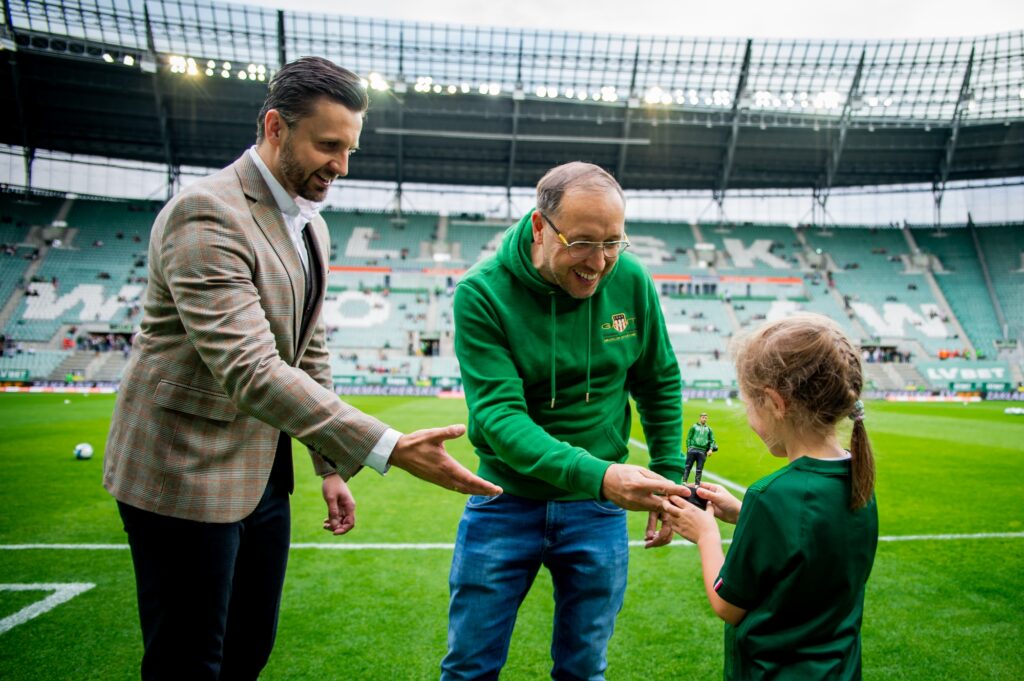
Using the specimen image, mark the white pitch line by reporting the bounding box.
[292,543,455,550]
[2,532,1022,552]
[628,437,748,494]
[0,544,129,550]
[877,532,1024,542]
[0,583,95,635]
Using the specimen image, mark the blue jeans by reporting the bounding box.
[440,494,629,681]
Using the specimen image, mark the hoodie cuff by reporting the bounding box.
[571,452,615,500]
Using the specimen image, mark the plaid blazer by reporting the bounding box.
[103,152,387,522]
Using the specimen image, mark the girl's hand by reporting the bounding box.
[660,494,719,544]
[696,483,741,524]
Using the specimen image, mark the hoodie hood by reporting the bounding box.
[496,209,618,297]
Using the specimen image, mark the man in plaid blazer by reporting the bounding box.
[104,57,500,681]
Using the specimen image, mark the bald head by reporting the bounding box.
[536,162,624,218]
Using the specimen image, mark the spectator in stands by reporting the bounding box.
[443,162,688,680]
[104,56,500,681]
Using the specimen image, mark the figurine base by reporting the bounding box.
[682,485,707,510]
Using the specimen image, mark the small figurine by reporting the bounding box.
[682,412,718,508]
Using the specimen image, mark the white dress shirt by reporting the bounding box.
[248,147,399,474]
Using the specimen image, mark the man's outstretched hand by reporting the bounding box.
[601,463,690,513]
[389,424,503,496]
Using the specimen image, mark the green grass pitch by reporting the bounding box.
[0,393,1022,679]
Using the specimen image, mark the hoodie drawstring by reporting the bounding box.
[585,298,592,403]
[549,295,593,408]
[550,295,557,409]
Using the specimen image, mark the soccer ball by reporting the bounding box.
[73,443,94,460]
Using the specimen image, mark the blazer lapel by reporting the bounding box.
[295,216,328,359]
[233,153,304,357]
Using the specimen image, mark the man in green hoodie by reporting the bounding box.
[441,162,688,681]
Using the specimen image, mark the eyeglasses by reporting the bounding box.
[539,210,630,260]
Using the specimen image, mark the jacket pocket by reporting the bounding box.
[151,379,238,423]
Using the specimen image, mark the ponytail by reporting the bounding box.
[849,418,875,510]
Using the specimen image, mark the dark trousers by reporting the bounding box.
[118,437,292,681]
[682,447,708,486]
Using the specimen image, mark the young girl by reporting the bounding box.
[662,313,878,680]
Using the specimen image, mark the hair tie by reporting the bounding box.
[848,399,865,423]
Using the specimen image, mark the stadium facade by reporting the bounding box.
[0,0,1021,395]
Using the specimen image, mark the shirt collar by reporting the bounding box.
[248,146,322,224]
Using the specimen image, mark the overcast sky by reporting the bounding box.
[227,0,1022,40]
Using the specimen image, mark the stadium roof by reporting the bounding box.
[1,0,1022,195]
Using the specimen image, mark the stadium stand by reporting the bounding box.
[914,227,1004,354]
[699,223,802,274]
[324,211,436,266]
[0,248,35,317]
[0,193,64,230]
[446,221,507,265]
[623,221,698,274]
[0,349,71,380]
[663,297,732,357]
[975,225,1024,343]
[2,187,1021,389]
[803,227,959,355]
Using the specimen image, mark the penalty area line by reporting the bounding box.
[0,583,96,635]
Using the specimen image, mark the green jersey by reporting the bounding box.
[715,457,879,680]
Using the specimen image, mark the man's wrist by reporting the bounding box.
[364,428,402,475]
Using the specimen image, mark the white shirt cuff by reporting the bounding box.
[364,428,401,475]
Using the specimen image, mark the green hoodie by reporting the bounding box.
[453,210,684,501]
